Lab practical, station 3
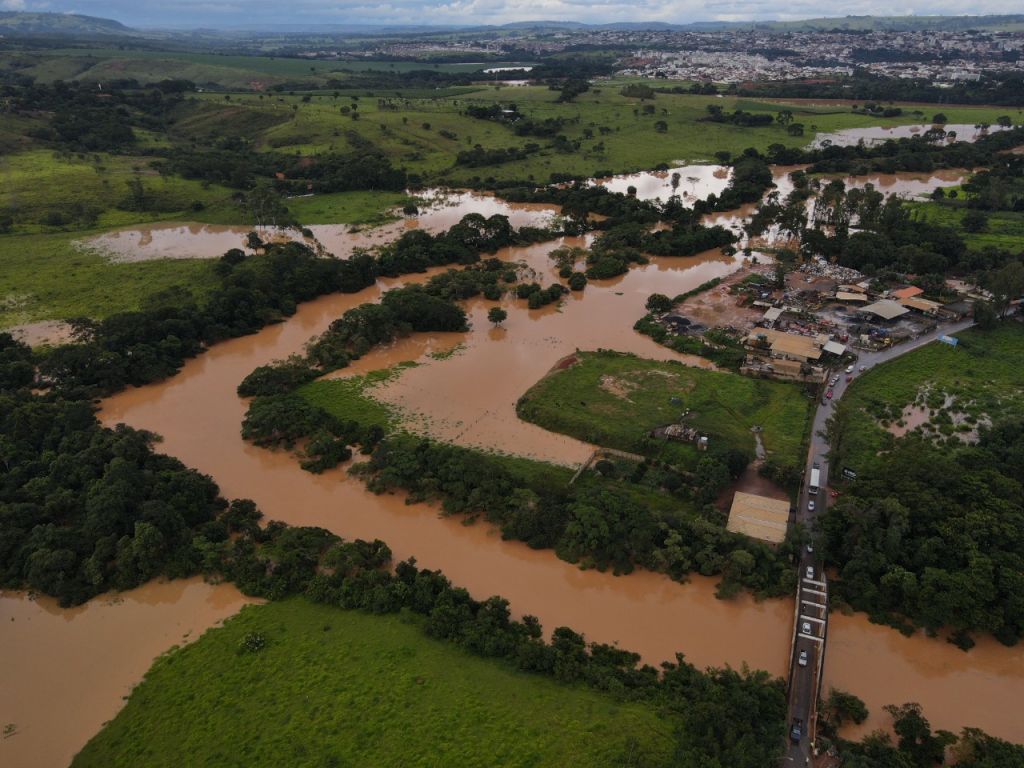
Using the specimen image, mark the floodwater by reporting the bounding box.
[826,612,1024,742]
[82,189,560,263]
[99,252,794,678]
[334,236,726,464]
[5,319,75,347]
[21,159,1021,753]
[80,165,965,265]
[706,166,969,243]
[811,123,1009,148]
[0,579,255,768]
[92,229,1024,743]
[594,164,731,202]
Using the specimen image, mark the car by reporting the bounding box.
[806,542,814,554]
[859,365,867,372]
[790,719,804,743]
[846,364,854,373]
[801,621,812,635]
[805,566,815,580]
[807,500,815,512]
[812,461,820,469]
[846,375,854,383]
[826,389,834,399]
[798,649,808,667]
[829,376,839,386]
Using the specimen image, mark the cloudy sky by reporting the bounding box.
[3,0,1022,27]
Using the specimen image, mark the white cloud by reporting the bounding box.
[25,0,1024,26]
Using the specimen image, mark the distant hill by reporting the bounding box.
[745,14,1024,32]
[0,11,138,37]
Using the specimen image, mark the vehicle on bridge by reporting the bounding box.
[798,649,808,666]
[790,718,803,743]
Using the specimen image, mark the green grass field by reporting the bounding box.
[911,200,1024,252]
[0,233,217,328]
[832,323,1024,473]
[72,599,675,768]
[285,190,414,226]
[0,150,239,232]
[188,87,1015,184]
[516,350,813,469]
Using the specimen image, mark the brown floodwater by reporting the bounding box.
[594,164,731,202]
[811,123,1010,149]
[826,612,1024,742]
[336,237,726,464]
[98,249,794,679]
[0,579,255,768]
[92,230,1024,744]
[5,319,75,347]
[82,189,561,263]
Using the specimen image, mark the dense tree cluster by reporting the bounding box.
[738,71,1024,107]
[0,389,225,605]
[821,422,1024,646]
[702,104,775,127]
[36,242,378,397]
[836,703,1024,768]
[350,435,792,596]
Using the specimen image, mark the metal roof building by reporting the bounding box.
[860,299,910,321]
[727,492,790,544]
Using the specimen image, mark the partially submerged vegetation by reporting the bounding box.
[516,350,812,476]
[824,324,1024,647]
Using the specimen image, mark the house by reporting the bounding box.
[834,291,868,303]
[891,286,924,300]
[899,296,943,316]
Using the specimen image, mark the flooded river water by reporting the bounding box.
[11,163,1023,763]
[0,579,254,768]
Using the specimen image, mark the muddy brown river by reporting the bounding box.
[7,164,1022,765]
[0,579,254,768]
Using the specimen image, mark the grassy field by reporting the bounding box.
[0,150,239,232]
[911,199,1024,252]
[0,233,217,328]
[285,190,414,226]
[187,87,1016,184]
[516,350,813,469]
[1,48,507,90]
[831,323,1024,473]
[72,599,675,768]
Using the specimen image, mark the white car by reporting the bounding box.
[801,622,813,635]
[845,365,854,374]
[798,650,809,666]
[807,500,815,512]
[805,566,815,580]
[859,365,866,371]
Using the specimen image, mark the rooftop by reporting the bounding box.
[726,491,790,544]
[861,299,910,320]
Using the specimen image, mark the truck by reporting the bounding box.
[808,468,820,496]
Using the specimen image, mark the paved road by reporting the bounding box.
[783,317,976,764]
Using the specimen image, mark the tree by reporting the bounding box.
[645,293,673,314]
[962,209,988,233]
[487,307,507,326]
[246,181,290,231]
[822,688,869,729]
